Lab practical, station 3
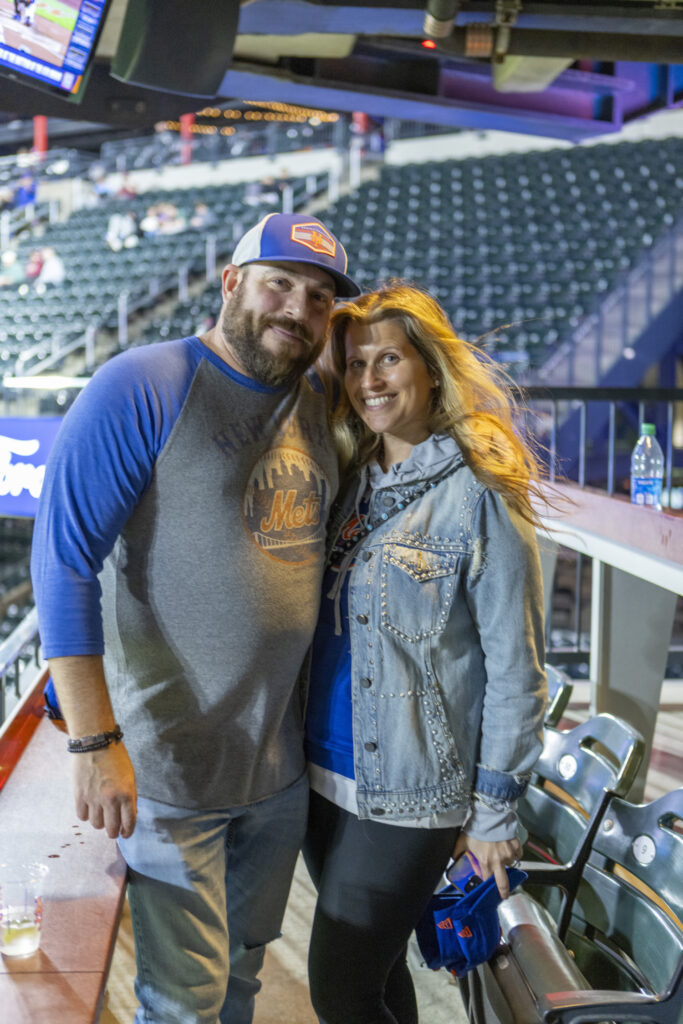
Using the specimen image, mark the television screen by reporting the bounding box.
[0,0,110,99]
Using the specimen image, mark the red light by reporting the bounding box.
[422,39,437,49]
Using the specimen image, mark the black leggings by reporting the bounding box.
[303,790,460,1024]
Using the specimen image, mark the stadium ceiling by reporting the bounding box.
[1,0,683,142]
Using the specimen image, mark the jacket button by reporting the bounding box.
[382,494,395,507]
[370,807,385,815]
[360,677,372,688]
[356,614,368,624]
[362,550,373,562]
[364,741,377,751]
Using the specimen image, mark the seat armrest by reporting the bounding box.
[540,988,668,1024]
[499,893,589,996]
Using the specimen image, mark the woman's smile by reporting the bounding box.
[344,319,435,467]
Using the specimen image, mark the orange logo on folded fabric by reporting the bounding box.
[458,925,473,938]
[291,222,336,257]
[437,918,454,930]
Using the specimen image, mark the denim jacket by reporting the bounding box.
[324,433,547,842]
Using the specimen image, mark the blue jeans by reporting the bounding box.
[118,772,309,1024]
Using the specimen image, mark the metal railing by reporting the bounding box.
[535,221,683,388]
[0,607,40,725]
[523,386,683,502]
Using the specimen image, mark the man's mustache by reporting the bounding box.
[262,316,313,346]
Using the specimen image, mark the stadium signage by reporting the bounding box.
[0,418,62,518]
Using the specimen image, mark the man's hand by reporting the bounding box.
[48,655,138,839]
[452,832,523,900]
[72,741,138,839]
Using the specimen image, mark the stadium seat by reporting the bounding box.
[517,713,644,937]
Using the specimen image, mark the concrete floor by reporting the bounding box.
[101,854,468,1024]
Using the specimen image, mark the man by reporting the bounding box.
[31,211,359,1024]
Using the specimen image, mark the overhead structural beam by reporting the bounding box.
[436,27,683,61]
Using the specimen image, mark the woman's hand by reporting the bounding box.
[452,832,522,900]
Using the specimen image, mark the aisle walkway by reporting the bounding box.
[101,684,683,1023]
[101,855,467,1024]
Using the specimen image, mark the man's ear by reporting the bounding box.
[222,264,242,301]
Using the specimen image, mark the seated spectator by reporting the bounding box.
[0,186,13,214]
[24,247,44,282]
[89,163,113,201]
[35,247,65,289]
[106,210,140,251]
[140,203,162,236]
[156,201,186,235]
[12,173,37,210]
[116,173,138,200]
[189,202,216,231]
[0,250,25,288]
[244,178,280,207]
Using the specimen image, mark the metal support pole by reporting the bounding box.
[607,401,616,495]
[549,400,558,484]
[118,290,129,349]
[596,308,603,381]
[178,264,189,303]
[206,235,217,282]
[84,323,96,370]
[573,553,584,653]
[328,166,340,204]
[281,183,294,215]
[349,140,362,190]
[578,401,587,486]
[0,211,10,252]
[621,280,629,351]
[666,400,674,508]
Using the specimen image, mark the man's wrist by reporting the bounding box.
[67,725,124,753]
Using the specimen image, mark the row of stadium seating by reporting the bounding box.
[319,136,683,365]
[2,135,682,383]
[464,671,683,1024]
[0,178,290,368]
[123,137,683,375]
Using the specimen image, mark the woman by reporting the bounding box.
[304,283,548,1024]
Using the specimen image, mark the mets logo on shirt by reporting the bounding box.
[243,446,330,564]
[291,222,336,257]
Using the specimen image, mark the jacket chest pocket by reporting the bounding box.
[380,542,458,642]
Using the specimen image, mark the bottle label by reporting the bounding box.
[631,477,663,507]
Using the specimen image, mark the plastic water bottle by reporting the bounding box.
[630,423,664,510]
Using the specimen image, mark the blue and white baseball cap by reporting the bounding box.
[415,866,527,978]
[231,212,360,297]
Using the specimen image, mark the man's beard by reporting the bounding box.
[219,281,321,388]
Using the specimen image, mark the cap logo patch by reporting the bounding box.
[291,222,337,258]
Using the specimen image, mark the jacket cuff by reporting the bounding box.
[475,763,530,802]
[465,794,519,842]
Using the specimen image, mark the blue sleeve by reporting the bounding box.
[30,341,199,657]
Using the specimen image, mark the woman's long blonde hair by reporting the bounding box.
[321,282,547,526]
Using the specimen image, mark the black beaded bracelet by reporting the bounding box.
[67,725,124,753]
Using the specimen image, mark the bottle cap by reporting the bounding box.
[641,423,656,435]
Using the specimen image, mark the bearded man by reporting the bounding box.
[31,213,359,1024]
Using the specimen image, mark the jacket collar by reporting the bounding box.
[367,433,464,491]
